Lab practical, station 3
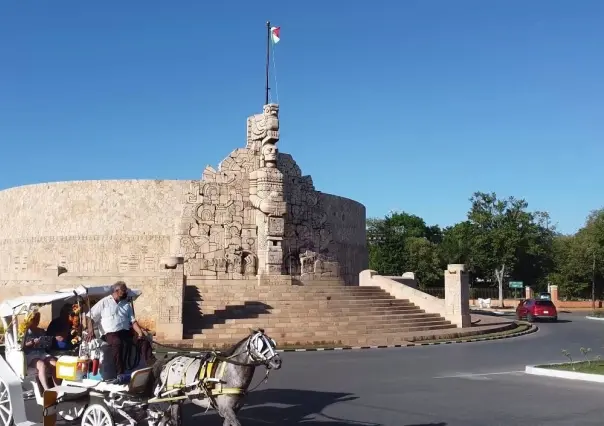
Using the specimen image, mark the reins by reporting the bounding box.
[150,338,272,368]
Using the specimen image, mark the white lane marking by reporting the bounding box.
[433,370,524,379]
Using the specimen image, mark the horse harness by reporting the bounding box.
[154,333,276,408]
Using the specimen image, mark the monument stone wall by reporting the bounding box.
[0,103,368,339]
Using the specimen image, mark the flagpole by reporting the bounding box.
[265,21,271,105]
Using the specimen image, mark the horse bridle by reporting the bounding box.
[219,332,279,367]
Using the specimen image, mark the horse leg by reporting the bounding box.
[216,396,241,426]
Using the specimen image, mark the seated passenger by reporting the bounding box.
[46,304,76,351]
[23,311,59,390]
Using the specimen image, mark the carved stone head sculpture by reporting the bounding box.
[259,103,280,168]
[262,143,278,168]
[262,103,279,143]
[246,103,280,151]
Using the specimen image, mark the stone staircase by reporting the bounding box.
[182,279,457,347]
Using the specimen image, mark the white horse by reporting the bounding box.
[149,329,282,426]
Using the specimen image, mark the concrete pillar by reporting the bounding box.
[550,285,559,303]
[444,264,472,328]
[525,286,533,300]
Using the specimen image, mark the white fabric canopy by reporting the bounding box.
[0,285,142,317]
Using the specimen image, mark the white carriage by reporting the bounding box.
[0,285,165,426]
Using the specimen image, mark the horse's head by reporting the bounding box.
[247,328,282,370]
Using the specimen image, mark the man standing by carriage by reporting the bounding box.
[85,281,154,377]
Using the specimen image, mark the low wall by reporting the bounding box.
[359,270,455,323]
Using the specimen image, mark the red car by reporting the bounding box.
[516,298,558,322]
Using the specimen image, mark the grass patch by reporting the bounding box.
[538,361,604,375]
[589,310,604,318]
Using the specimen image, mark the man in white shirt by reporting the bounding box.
[86,281,150,375]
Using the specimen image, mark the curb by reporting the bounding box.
[154,324,538,354]
[585,316,604,321]
[525,364,604,383]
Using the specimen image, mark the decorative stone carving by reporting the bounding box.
[247,104,286,276]
[298,249,340,278]
[246,103,280,152]
[165,101,353,281]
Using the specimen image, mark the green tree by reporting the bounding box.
[439,221,475,266]
[548,234,590,300]
[367,211,444,282]
[466,191,554,307]
[404,236,443,287]
[552,208,604,302]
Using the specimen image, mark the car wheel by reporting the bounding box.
[552,316,558,322]
[526,313,535,323]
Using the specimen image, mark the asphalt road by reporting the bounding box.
[23,312,604,425]
[190,312,604,426]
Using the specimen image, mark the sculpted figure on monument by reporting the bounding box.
[248,103,286,275]
[246,103,280,151]
[298,249,340,278]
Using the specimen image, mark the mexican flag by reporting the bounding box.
[270,26,280,44]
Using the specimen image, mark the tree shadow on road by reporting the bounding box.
[187,388,383,425]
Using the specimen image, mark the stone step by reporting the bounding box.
[185,318,451,335]
[186,284,382,292]
[184,288,392,297]
[187,305,426,317]
[186,298,412,308]
[184,311,441,325]
[185,323,457,341]
[187,282,373,289]
[187,312,446,326]
[188,306,425,318]
[184,292,393,302]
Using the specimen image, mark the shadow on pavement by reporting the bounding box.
[188,388,385,425]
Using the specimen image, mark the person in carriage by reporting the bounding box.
[46,303,79,351]
[21,309,60,391]
[85,281,155,377]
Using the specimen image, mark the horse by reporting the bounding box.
[149,329,282,426]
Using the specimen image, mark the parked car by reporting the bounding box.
[516,298,558,322]
[538,292,552,300]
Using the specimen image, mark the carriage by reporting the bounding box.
[0,285,161,426]
[0,285,283,426]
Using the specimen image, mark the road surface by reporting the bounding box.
[193,312,604,425]
[24,312,604,425]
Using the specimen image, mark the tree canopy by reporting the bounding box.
[367,191,603,303]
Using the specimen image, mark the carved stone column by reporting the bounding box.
[248,103,286,275]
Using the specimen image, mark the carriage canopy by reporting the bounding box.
[0,285,142,317]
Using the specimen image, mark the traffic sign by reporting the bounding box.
[509,281,524,289]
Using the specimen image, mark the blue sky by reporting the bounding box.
[1,1,602,235]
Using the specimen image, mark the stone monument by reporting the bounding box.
[0,102,369,339]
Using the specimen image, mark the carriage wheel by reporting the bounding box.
[0,377,13,426]
[81,404,114,426]
[59,406,86,422]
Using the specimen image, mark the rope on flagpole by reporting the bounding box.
[270,41,280,104]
